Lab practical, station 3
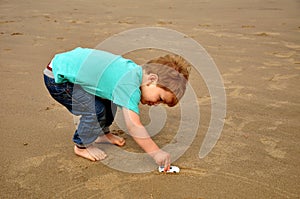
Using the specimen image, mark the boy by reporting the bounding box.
[43,47,190,171]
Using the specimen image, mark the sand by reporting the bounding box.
[1,0,299,198]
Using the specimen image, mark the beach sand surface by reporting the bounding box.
[1,0,299,198]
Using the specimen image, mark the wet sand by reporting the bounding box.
[1,0,299,198]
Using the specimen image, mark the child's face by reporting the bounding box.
[140,84,174,106]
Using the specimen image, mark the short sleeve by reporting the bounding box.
[111,67,142,114]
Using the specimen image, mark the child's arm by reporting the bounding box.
[122,108,171,170]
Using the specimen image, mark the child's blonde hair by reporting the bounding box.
[143,54,191,106]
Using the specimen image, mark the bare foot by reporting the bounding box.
[95,132,125,146]
[74,145,107,161]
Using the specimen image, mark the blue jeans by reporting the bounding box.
[44,74,117,147]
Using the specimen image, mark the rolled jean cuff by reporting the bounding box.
[103,127,110,134]
[75,144,88,149]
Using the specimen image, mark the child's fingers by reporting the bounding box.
[164,160,171,171]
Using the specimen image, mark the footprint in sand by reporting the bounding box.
[265,73,298,90]
[85,173,120,190]
[222,67,243,77]
[241,25,255,28]
[15,153,58,172]
[118,17,136,25]
[2,48,12,53]
[267,82,287,90]
[267,100,289,108]
[10,32,23,36]
[260,137,286,159]
[264,74,299,90]
[224,115,252,133]
[0,20,15,24]
[70,173,126,198]
[272,51,296,58]
[268,74,298,81]
[254,32,280,37]
[6,153,59,189]
[263,61,282,67]
[157,20,173,25]
[259,120,284,131]
[283,41,300,50]
[226,85,253,99]
[66,19,89,24]
[198,23,211,28]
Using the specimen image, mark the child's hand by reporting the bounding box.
[151,150,171,171]
[122,108,171,171]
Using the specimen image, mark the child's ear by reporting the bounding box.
[147,73,158,85]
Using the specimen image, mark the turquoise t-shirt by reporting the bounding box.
[52,47,143,114]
